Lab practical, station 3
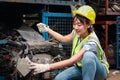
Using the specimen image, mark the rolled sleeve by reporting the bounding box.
[83,42,98,54]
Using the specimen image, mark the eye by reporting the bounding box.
[77,24,82,26]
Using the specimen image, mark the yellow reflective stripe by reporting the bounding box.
[72,32,93,55]
[72,35,79,56]
[72,32,93,66]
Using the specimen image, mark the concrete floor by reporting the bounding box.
[107,69,120,80]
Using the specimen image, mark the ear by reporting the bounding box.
[87,24,91,28]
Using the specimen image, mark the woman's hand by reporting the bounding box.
[29,62,50,75]
[37,23,49,32]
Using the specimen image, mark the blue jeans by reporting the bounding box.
[54,51,108,80]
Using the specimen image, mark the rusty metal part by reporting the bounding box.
[17,25,44,42]
[110,2,120,12]
[16,56,31,77]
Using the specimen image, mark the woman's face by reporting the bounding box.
[73,17,89,35]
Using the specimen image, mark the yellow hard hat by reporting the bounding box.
[72,5,96,24]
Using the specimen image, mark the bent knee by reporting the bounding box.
[82,51,96,64]
[83,51,96,59]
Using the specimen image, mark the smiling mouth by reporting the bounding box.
[75,30,80,33]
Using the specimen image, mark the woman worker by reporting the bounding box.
[29,5,109,80]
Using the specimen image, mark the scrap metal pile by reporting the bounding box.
[0,24,65,80]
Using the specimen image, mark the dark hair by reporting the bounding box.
[73,14,94,34]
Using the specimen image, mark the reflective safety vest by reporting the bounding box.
[72,31,109,73]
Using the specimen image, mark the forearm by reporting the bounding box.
[47,28,73,42]
[49,58,75,70]
[47,28,65,42]
[49,48,85,70]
